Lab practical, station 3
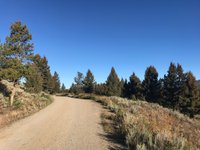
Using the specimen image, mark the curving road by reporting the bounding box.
[0,96,110,150]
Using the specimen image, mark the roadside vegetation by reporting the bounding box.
[71,93,200,150]
[70,65,200,118]
[69,65,200,149]
[0,80,53,128]
[0,21,66,126]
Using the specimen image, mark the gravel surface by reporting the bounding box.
[0,96,110,150]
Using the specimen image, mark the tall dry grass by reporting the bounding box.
[73,93,200,150]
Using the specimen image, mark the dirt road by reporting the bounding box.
[0,96,110,150]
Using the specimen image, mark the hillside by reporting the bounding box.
[0,80,53,128]
[76,94,200,150]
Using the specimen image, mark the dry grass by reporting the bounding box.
[73,93,200,150]
[0,81,53,128]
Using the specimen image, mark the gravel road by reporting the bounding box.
[0,96,110,150]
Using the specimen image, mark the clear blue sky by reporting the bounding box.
[0,0,200,88]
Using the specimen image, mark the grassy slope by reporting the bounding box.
[0,80,53,128]
[74,93,200,150]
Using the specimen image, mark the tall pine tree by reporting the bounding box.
[71,72,84,94]
[83,69,95,93]
[33,55,53,93]
[25,64,43,93]
[61,83,66,93]
[52,71,61,93]
[127,73,143,99]
[142,66,161,103]
[163,63,186,110]
[106,67,121,96]
[0,21,33,105]
[181,72,199,117]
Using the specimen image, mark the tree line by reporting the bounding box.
[0,21,65,106]
[70,65,200,117]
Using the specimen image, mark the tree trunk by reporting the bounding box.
[10,83,16,106]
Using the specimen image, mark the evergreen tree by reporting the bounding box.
[163,63,186,110]
[181,72,200,117]
[33,55,53,93]
[0,21,33,105]
[120,78,125,97]
[69,83,76,94]
[83,69,95,93]
[61,83,66,93]
[52,71,61,93]
[175,64,187,110]
[25,64,43,93]
[71,72,84,94]
[163,63,177,108]
[122,79,129,98]
[95,83,107,95]
[106,67,121,96]
[74,72,84,86]
[142,66,161,103]
[127,73,143,99]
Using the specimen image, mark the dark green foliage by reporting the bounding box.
[52,71,61,93]
[163,63,186,110]
[74,72,84,86]
[61,83,66,93]
[142,66,162,103]
[127,73,143,99]
[0,21,60,98]
[120,78,125,97]
[24,64,43,93]
[0,21,33,82]
[70,72,84,94]
[95,83,108,95]
[83,69,95,93]
[122,79,129,97]
[33,55,53,93]
[180,72,200,117]
[0,21,33,106]
[69,83,80,94]
[163,63,177,108]
[106,67,121,96]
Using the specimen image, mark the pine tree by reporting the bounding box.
[142,66,161,103]
[83,69,95,93]
[120,78,125,97]
[122,79,129,98]
[33,55,53,93]
[175,64,187,110]
[72,72,84,94]
[25,64,43,93]
[163,63,186,110]
[52,71,61,93]
[181,72,200,117]
[127,73,143,99]
[69,83,76,94]
[61,83,66,93]
[74,72,84,86]
[0,21,33,105]
[94,83,107,95]
[106,67,121,96]
[163,63,177,108]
